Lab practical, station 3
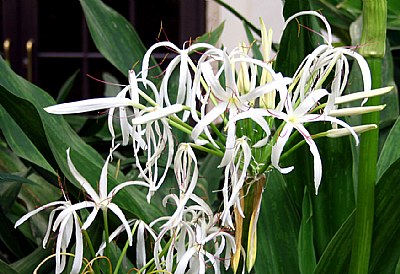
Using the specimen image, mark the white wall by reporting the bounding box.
[206,0,285,51]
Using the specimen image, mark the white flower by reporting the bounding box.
[219,137,252,228]
[284,11,371,113]
[151,193,214,272]
[141,41,216,118]
[66,146,148,245]
[190,48,291,153]
[174,218,236,274]
[234,89,359,194]
[15,199,83,274]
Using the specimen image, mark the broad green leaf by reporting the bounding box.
[369,157,400,273]
[56,69,79,103]
[80,0,160,76]
[0,145,25,172]
[0,259,19,274]
[388,0,400,30]
[0,56,164,223]
[298,187,316,274]
[310,134,356,257]
[0,173,35,185]
[0,209,36,259]
[0,102,55,175]
[314,211,355,274]
[377,116,400,180]
[0,173,34,213]
[196,153,223,209]
[196,21,225,45]
[10,246,53,274]
[255,170,300,274]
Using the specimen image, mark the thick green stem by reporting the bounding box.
[350,58,381,274]
[349,0,386,272]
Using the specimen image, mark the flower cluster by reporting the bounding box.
[15,11,390,274]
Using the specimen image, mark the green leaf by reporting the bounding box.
[314,211,355,274]
[311,134,356,257]
[10,246,53,274]
[56,69,79,103]
[377,115,400,180]
[196,21,225,45]
[196,154,223,209]
[0,259,19,274]
[80,0,160,76]
[0,209,36,260]
[255,170,300,274]
[370,157,400,273]
[387,0,400,30]
[0,172,35,185]
[298,187,316,274]
[0,102,56,175]
[0,173,34,213]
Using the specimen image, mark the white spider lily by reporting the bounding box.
[191,50,291,153]
[284,11,371,114]
[234,89,359,194]
[151,193,214,272]
[220,137,252,228]
[175,218,236,274]
[15,199,83,274]
[141,41,216,116]
[66,146,148,246]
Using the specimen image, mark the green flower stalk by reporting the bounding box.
[350,0,387,273]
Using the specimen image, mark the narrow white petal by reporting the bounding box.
[296,124,322,194]
[14,201,67,228]
[175,247,197,274]
[191,102,228,141]
[136,222,146,268]
[108,203,133,246]
[328,105,385,117]
[81,207,99,231]
[45,97,134,114]
[271,124,295,174]
[66,148,100,202]
[107,180,149,200]
[131,104,183,125]
[334,87,393,105]
[70,215,84,274]
[294,89,328,116]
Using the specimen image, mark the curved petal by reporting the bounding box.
[271,123,295,174]
[14,200,67,228]
[67,148,100,202]
[108,203,133,246]
[191,102,228,142]
[295,124,322,194]
[70,214,84,274]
